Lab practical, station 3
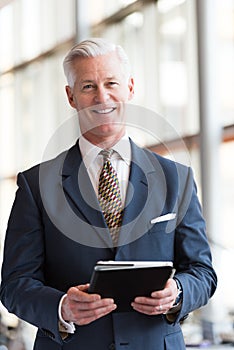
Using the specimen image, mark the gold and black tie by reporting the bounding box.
[98,149,123,245]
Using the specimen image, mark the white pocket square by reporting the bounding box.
[150,213,176,224]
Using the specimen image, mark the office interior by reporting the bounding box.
[0,0,233,349]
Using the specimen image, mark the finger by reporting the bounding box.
[76,297,115,311]
[134,296,159,305]
[75,303,117,325]
[151,290,169,298]
[67,286,101,303]
[77,283,90,292]
[132,296,160,314]
[131,302,161,315]
[132,296,174,315]
[63,296,116,324]
[132,300,174,315]
[151,279,177,298]
[134,294,175,310]
[152,294,175,306]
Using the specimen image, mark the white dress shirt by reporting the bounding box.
[79,133,131,206]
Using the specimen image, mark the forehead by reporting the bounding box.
[71,52,126,81]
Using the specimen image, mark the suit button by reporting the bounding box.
[109,343,115,350]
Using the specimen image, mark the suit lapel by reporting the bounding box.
[117,141,167,247]
[61,143,113,248]
[55,140,167,250]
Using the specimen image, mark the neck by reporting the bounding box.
[82,130,126,149]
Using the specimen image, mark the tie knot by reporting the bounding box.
[100,149,114,162]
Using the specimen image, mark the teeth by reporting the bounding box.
[93,107,116,114]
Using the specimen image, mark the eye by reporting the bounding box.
[82,84,94,90]
[107,81,119,87]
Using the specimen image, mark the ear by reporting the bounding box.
[128,77,135,101]
[65,85,76,108]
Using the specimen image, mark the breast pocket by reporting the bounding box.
[149,219,176,234]
[147,222,176,261]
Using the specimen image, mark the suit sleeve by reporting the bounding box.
[0,171,65,345]
[173,167,217,323]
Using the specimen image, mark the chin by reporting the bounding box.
[84,124,125,143]
[95,122,124,135]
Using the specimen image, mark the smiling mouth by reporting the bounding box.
[92,107,117,115]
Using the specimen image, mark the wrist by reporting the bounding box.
[58,294,75,334]
[173,278,183,305]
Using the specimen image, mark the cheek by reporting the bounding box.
[74,95,91,111]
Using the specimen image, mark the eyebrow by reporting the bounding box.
[80,76,118,84]
[80,79,95,84]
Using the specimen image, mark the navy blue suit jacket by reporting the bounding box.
[0,140,217,350]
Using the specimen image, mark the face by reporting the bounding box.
[65,51,134,146]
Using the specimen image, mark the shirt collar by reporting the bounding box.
[79,134,131,170]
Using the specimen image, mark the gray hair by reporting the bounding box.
[63,38,131,87]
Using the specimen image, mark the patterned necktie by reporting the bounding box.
[98,149,123,245]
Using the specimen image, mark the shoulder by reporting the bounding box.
[130,140,194,195]
[131,139,191,176]
[147,149,193,188]
[147,149,191,176]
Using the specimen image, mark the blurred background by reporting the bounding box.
[0,0,233,349]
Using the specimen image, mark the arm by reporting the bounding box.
[0,172,65,344]
[131,167,217,321]
[0,171,116,344]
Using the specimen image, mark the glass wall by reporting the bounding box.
[0,0,76,348]
[215,0,234,324]
[217,0,234,126]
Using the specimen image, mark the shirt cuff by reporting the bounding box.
[58,294,75,334]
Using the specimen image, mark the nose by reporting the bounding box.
[94,86,110,104]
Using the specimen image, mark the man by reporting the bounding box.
[0,38,217,350]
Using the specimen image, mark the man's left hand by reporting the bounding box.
[131,279,177,315]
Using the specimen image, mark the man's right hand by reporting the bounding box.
[61,284,117,325]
